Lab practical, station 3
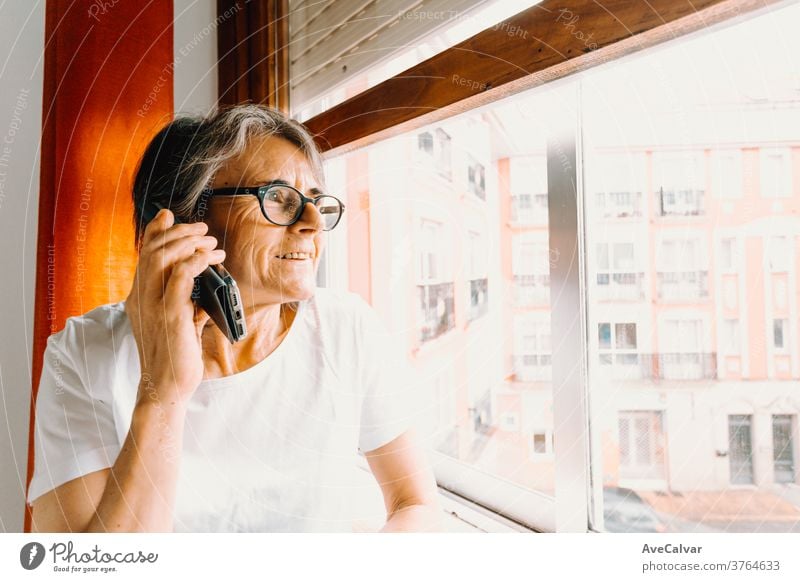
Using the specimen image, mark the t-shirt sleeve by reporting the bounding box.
[355,298,424,453]
[26,332,121,505]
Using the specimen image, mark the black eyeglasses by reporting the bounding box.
[208,182,345,231]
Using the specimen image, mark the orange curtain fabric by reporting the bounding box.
[26,0,174,531]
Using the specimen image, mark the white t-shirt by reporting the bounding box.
[27,287,424,532]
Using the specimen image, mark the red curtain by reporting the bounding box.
[26,0,174,531]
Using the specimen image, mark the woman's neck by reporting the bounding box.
[200,301,297,380]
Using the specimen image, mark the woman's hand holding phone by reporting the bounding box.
[126,208,225,408]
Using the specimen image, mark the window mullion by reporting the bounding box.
[546,82,591,533]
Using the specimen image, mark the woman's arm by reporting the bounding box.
[364,429,443,533]
[31,394,187,532]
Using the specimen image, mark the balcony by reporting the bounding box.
[512,354,552,382]
[656,271,709,301]
[657,188,705,217]
[510,193,548,225]
[513,274,550,306]
[596,191,643,219]
[641,352,717,380]
[468,277,489,321]
[418,282,456,343]
[596,272,645,301]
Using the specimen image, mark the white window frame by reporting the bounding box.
[711,149,743,199]
[759,147,792,198]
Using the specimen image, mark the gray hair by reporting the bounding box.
[132,104,325,244]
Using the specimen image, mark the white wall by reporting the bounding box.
[0,2,44,531]
[174,0,219,115]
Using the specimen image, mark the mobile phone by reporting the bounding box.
[137,201,247,344]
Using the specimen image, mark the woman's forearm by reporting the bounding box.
[84,391,187,532]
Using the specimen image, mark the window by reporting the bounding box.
[435,128,452,179]
[509,155,548,224]
[729,415,755,485]
[773,319,787,351]
[467,155,486,200]
[767,236,791,272]
[595,242,643,300]
[589,152,645,218]
[760,148,791,198]
[533,433,548,454]
[311,0,800,534]
[656,236,709,300]
[652,151,706,216]
[598,322,639,368]
[582,1,800,533]
[515,318,552,381]
[416,128,453,179]
[773,415,796,484]
[722,319,740,354]
[720,237,736,271]
[711,149,743,199]
[467,231,488,321]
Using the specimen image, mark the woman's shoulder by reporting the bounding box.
[47,301,133,360]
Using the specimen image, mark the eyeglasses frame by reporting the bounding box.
[207,183,346,231]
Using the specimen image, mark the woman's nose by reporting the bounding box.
[292,199,325,232]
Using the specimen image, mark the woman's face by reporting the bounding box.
[205,135,326,306]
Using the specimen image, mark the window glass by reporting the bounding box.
[320,85,567,509]
[583,1,800,533]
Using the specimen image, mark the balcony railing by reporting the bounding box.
[510,194,548,225]
[596,272,645,300]
[418,282,456,343]
[657,188,705,216]
[637,352,717,380]
[512,354,552,381]
[596,191,643,218]
[513,274,550,306]
[656,271,709,301]
[468,277,489,321]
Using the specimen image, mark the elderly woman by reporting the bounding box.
[27,105,441,532]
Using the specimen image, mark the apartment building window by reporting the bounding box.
[711,149,743,199]
[467,155,486,200]
[591,152,645,218]
[599,322,638,366]
[416,128,452,179]
[596,242,644,300]
[773,319,788,352]
[618,411,666,480]
[533,433,547,454]
[510,155,548,224]
[512,236,550,306]
[656,237,709,301]
[660,319,713,380]
[653,151,706,216]
[722,319,741,355]
[467,230,488,321]
[767,236,791,272]
[720,237,737,271]
[417,219,454,343]
[729,415,755,485]
[514,319,552,381]
[760,148,791,198]
[773,415,796,484]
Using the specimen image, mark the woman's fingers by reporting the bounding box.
[144,234,220,276]
[162,249,226,307]
[141,218,208,254]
